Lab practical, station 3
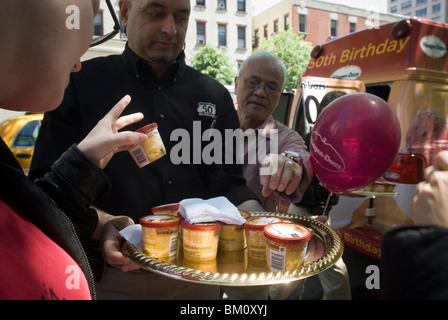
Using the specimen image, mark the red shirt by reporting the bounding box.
[0,200,91,300]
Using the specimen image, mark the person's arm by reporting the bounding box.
[35,96,146,244]
[412,150,448,227]
[381,151,448,299]
[96,208,140,272]
[381,225,448,299]
[260,129,313,204]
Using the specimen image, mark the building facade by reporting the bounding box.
[253,0,404,48]
[388,0,448,22]
[83,0,253,70]
[185,0,253,68]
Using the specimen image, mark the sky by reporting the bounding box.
[252,0,389,15]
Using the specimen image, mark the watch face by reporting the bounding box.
[285,151,300,158]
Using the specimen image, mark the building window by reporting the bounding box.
[350,22,356,33]
[94,10,104,36]
[218,24,227,46]
[237,0,246,12]
[273,20,279,34]
[299,14,306,33]
[264,25,268,39]
[433,4,441,13]
[401,1,412,11]
[217,0,226,10]
[331,19,338,37]
[238,26,246,49]
[416,0,427,5]
[416,8,427,16]
[197,21,206,45]
[196,0,205,6]
[284,14,290,30]
[254,29,259,47]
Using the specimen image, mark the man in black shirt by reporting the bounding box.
[30,0,262,299]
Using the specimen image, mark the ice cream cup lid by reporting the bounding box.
[151,203,179,213]
[243,216,284,230]
[140,215,180,228]
[264,222,311,244]
[135,122,158,133]
[222,210,251,226]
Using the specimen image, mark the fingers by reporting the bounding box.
[107,95,132,121]
[101,216,140,272]
[108,131,148,153]
[434,150,448,171]
[260,154,302,197]
[105,95,145,131]
[116,112,144,130]
[424,165,436,182]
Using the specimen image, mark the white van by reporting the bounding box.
[278,17,448,259]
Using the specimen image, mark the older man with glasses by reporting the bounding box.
[235,51,313,214]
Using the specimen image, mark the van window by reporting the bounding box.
[292,95,307,136]
[366,83,392,102]
[272,91,295,125]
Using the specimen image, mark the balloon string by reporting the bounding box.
[323,192,333,219]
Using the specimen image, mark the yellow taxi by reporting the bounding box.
[0,113,43,174]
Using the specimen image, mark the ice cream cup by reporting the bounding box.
[151,203,179,216]
[181,221,222,262]
[264,222,311,272]
[140,215,180,259]
[218,210,251,252]
[129,123,166,168]
[243,216,284,261]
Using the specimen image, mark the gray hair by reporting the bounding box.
[238,51,287,87]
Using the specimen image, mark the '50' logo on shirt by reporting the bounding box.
[197,102,217,119]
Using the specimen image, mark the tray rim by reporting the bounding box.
[121,212,343,286]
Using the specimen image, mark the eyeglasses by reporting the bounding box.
[90,0,123,47]
[243,78,282,96]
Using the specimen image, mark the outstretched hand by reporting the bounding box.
[412,151,448,228]
[101,216,140,272]
[260,153,303,197]
[77,95,147,169]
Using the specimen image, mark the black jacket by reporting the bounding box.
[381,225,448,299]
[30,45,257,221]
[0,139,108,299]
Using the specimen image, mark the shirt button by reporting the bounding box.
[159,114,165,119]
[167,180,173,186]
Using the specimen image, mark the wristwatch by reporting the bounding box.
[282,151,303,165]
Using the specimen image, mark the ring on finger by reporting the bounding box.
[285,160,294,166]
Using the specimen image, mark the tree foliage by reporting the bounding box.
[257,29,313,89]
[191,46,236,85]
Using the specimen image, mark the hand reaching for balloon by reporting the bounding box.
[412,150,448,228]
[260,153,303,197]
[77,95,147,169]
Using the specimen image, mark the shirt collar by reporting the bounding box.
[121,42,186,85]
[254,115,276,131]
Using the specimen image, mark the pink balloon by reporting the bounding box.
[310,93,401,193]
